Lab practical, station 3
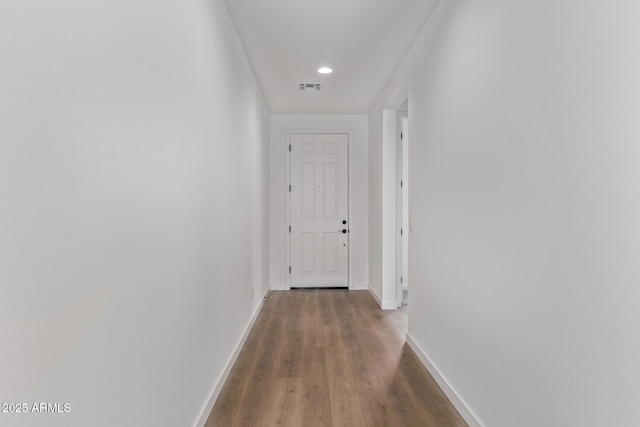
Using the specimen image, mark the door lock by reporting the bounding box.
[341,229,347,234]
[342,220,347,225]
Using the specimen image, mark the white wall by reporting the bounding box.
[0,1,269,426]
[270,115,368,290]
[253,91,271,312]
[401,0,640,426]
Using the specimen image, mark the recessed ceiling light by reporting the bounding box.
[318,67,333,74]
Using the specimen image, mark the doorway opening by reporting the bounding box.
[380,86,409,310]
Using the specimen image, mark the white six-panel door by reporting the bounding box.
[290,133,349,288]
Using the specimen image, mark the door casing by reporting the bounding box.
[396,113,408,306]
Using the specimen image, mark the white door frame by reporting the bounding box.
[396,113,408,307]
[285,130,353,290]
[379,83,408,309]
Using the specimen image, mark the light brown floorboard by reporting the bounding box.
[204,290,467,427]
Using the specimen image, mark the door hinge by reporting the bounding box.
[289,225,291,233]
[401,132,403,140]
[289,185,291,192]
[289,266,291,274]
[401,180,403,188]
[401,276,403,284]
[401,228,403,236]
[289,144,291,152]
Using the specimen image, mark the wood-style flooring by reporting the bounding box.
[205,290,466,427]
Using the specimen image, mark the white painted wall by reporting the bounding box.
[390,0,640,425]
[0,1,269,426]
[253,91,271,313]
[270,115,368,290]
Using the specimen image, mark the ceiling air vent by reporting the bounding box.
[299,83,321,91]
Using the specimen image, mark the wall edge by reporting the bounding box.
[194,287,271,427]
[406,333,483,427]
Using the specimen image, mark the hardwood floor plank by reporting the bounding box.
[323,326,366,426]
[300,347,332,427]
[262,378,303,427]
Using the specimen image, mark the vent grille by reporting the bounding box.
[299,83,321,91]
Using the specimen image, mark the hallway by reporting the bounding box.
[205,291,465,426]
[4,1,640,425]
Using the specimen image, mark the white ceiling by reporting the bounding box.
[224,0,437,114]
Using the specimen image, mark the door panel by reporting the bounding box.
[323,232,339,274]
[290,133,349,288]
[323,163,338,219]
[301,163,316,220]
[301,233,315,274]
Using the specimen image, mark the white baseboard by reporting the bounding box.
[381,300,398,310]
[368,287,382,306]
[194,287,270,427]
[350,282,369,290]
[367,287,398,310]
[406,334,483,427]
